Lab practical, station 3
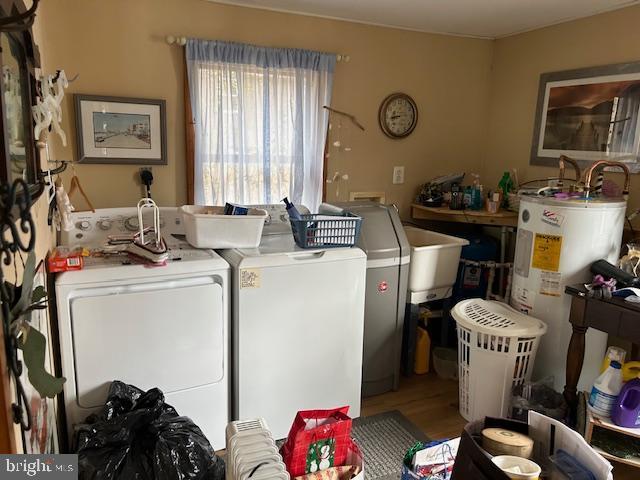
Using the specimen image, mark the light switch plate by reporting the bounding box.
[393,166,405,185]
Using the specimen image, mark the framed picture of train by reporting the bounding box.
[75,94,167,164]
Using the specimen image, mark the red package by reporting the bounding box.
[280,407,353,477]
[48,248,83,273]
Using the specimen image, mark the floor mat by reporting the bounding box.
[352,410,429,480]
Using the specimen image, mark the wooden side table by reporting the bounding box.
[563,285,640,415]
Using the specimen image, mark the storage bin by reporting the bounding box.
[404,227,469,294]
[290,212,362,248]
[452,299,547,422]
[181,205,268,249]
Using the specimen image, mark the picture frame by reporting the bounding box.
[74,94,167,164]
[530,61,640,172]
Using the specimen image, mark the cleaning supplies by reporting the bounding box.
[414,326,431,375]
[498,172,514,208]
[282,197,302,220]
[623,361,640,382]
[588,360,623,417]
[600,346,627,373]
[611,378,640,427]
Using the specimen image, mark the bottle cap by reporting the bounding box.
[611,360,622,369]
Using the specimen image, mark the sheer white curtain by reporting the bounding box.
[186,39,335,211]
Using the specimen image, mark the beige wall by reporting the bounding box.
[38,0,494,217]
[485,5,640,216]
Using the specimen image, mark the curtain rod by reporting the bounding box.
[165,35,350,62]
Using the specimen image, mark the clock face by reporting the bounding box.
[379,93,418,138]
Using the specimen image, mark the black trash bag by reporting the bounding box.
[75,381,225,480]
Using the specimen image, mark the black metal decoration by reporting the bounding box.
[0,178,35,430]
[0,0,39,31]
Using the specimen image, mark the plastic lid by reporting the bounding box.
[610,361,622,369]
[451,299,547,337]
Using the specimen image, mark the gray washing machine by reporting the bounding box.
[321,202,410,397]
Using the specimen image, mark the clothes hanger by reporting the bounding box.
[67,163,95,212]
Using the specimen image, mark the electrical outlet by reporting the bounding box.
[393,166,405,185]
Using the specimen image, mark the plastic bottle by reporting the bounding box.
[498,172,514,208]
[600,346,626,373]
[282,197,302,220]
[622,361,640,382]
[588,360,623,417]
[414,326,431,375]
[612,378,640,427]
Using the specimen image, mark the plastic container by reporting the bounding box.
[404,226,469,294]
[588,361,623,418]
[414,327,431,375]
[611,377,640,427]
[289,212,362,249]
[548,449,595,480]
[491,456,541,480]
[622,360,640,382]
[181,205,268,249]
[432,347,458,380]
[600,346,626,373]
[452,299,547,421]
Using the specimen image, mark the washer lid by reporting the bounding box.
[55,248,229,285]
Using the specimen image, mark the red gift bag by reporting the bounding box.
[280,407,353,477]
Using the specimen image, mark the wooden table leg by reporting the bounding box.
[564,324,588,421]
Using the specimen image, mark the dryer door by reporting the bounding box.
[70,276,223,408]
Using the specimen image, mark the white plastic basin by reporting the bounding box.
[404,226,469,293]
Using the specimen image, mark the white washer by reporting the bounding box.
[55,207,229,449]
[219,204,366,440]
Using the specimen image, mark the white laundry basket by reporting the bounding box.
[452,299,547,422]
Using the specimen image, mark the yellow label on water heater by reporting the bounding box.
[531,233,562,272]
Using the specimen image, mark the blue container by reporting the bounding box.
[453,235,498,301]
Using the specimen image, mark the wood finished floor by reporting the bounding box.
[361,373,465,440]
[361,373,637,479]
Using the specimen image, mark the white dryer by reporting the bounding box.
[219,204,366,440]
[55,207,229,450]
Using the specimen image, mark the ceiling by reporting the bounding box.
[208,0,639,39]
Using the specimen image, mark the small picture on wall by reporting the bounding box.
[530,61,640,172]
[75,95,166,164]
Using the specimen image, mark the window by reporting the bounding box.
[186,40,335,210]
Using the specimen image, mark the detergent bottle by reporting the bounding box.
[622,361,640,382]
[612,378,640,427]
[589,360,623,417]
[600,346,626,373]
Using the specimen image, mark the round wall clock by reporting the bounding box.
[378,93,418,139]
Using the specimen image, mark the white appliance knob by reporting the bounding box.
[98,220,112,230]
[78,220,91,231]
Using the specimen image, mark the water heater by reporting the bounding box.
[511,196,626,393]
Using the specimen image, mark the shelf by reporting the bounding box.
[592,446,640,469]
[588,409,640,440]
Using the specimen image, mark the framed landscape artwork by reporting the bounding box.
[530,61,640,172]
[75,95,167,164]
